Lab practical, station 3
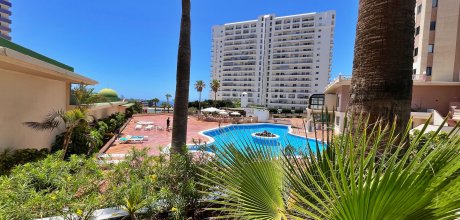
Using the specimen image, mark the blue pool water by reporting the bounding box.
[192,123,325,154]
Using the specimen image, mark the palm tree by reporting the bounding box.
[347,0,415,134]
[160,102,168,113]
[203,119,460,219]
[171,0,191,153]
[165,94,172,113]
[194,80,206,112]
[211,79,220,107]
[72,83,105,110]
[24,109,89,160]
[152,98,159,113]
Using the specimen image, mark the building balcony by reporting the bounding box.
[0,32,10,40]
[0,0,11,7]
[0,25,11,32]
[0,17,11,24]
[0,8,11,15]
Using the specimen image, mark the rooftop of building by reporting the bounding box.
[221,10,335,26]
[0,38,97,85]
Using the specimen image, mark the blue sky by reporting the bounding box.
[12,0,358,101]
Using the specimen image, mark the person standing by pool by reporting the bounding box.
[166,117,171,131]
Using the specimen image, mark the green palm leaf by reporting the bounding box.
[202,116,460,220]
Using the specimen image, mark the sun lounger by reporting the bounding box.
[118,135,147,144]
[145,125,154,131]
[135,124,142,130]
[157,126,164,131]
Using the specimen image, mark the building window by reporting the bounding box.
[428,44,434,53]
[415,26,420,36]
[432,0,438,7]
[426,67,432,76]
[417,4,422,14]
[430,21,436,30]
[414,47,418,56]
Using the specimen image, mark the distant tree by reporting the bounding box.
[211,79,220,107]
[72,83,105,110]
[152,98,160,113]
[160,102,168,113]
[166,94,172,113]
[194,80,206,111]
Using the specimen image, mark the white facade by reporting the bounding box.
[210,11,335,110]
[0,0,12,40]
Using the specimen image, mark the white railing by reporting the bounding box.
[412,74,428,81]
[325,75,352,91]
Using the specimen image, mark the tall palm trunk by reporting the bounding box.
[62,129,73,160]
[348,0,415,136]
[214,92,217,107]
[171,0,191,153]
[198,91,202,111]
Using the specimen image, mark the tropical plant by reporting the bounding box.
[348,0,415,134]
[104,148,159,219]
[211,79,220,107]
[202,117,460,219]
[72,83,105,110]
[152,98,160,113]
[171,0,191,153]
[0,148,49,176]
[194,80,206,111]
[24,109,91,159]
[0,152,104,220]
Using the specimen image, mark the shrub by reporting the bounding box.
[188,107,198,115]
[0,152,104,219]
[296,115,303,118]
[0,148,49,176]
[281,109,292,114]
[273,115,279,118]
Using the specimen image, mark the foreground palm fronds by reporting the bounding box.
[202,117,460,220]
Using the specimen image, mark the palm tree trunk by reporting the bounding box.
[154,103,156,113]
[348,0,415,137]
[214,92,217,107]
[171,0,191,154]
[198,92,202,111]
[62,129,73,160]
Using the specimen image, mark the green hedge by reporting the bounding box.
[0,148,49,176]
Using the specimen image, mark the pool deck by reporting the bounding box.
[104,114,229,155]
[103,114,329,156]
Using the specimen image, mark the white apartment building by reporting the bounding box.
[210,11,335,110]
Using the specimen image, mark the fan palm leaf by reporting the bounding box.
[202,116,460,219]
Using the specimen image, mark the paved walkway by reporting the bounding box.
[104,114,228,155]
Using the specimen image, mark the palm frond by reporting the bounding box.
[202,141,287,219]
[23,109,65,131]
[202,115,460,220]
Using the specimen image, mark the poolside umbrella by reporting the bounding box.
[218,111,229,115]
[201,107,220,113]
[230,112,241,116]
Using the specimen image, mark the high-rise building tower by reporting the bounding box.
[0,0,11,40]
[413,0,460,82]
[210,11,335,110]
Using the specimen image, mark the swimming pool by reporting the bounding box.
[192,123,325,154]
